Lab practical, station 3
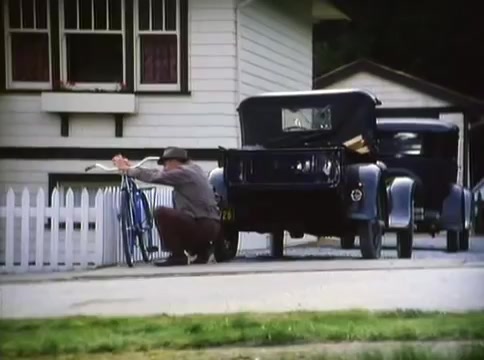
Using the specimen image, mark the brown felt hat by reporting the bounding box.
[158,147,188,164]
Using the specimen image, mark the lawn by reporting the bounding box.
[1,310,484,359]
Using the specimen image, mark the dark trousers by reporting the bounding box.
[153,207,220,257]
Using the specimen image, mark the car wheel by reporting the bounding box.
[341,234,356,249]
[396,230,413,259]
[446,230,459,253]
[270,231,284,258]
[397,199,414,259]
[214,227,239,262]
[359,220,383,259]
[459,229,469,251]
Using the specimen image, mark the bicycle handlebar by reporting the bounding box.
[85,156,160,173]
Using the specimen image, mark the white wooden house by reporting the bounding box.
[0,0,349,268]
[0,0,348,203]
[314,59,484,189]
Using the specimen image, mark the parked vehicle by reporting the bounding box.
[375,119,474,252]
[209,89,416,261]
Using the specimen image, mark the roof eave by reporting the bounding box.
[312,0,351,22]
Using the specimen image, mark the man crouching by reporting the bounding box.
[112,147,221,266]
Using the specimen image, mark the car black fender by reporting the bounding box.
[386,177,416,229]
[346,163,386,222]
[440,184,472,231]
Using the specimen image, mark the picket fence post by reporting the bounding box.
[20,188,30,272]
[80,188,89,268]
[35,188,45,270]
[50,188,60,270]
[5,189,15,270]
[95,189,104,266]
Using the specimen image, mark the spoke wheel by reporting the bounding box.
[446,231,459,253]
[137,191,155,263]
[341,234,356,249]
[270,230,284,258]
[214,226,239,262]
[459,229,470,251]
[120,191,135,267]
[397,199,414,259]
[359,186,384,259]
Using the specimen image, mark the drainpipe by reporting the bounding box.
[234,0,257,147]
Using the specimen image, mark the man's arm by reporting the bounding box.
[126,167,190,186]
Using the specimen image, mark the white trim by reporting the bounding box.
[41,92,137,113]
[3,0,52,90]
[59,0,126,89]
[61,82,121,91]
[134,0,181,92]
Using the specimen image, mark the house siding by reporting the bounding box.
[325,72,465,185]
[238,0,313,100]
[0,0,239,150]
[0,0,238,199]
[0,0,316,200]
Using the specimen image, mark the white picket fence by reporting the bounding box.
[0,186,175,274]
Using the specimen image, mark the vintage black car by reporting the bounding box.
[209,89,416,261]
[375,119,473,252]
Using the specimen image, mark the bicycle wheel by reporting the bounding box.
[137,191,155,263]
[120,190,135,267]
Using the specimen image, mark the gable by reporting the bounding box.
[323,72,451,108]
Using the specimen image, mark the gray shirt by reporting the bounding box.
[127,162,220,221]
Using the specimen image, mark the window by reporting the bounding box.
[60,0,125,90]
[3,0,51,89]
[378,132,423,156]
[2,0,187,92]
[134,0,181,91]
[282,106,333,131]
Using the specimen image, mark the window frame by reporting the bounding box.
[59,0,126,91]
[133,0,181,92]
[3,0,52,90]
[1,0,189,93]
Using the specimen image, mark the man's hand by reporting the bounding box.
[112,154,132,171]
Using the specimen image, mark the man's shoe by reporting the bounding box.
[193,245,217,264]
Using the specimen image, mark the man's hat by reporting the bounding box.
[158,147,188,164]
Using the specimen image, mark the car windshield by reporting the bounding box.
[378,132,423,156]
[282,106,333,132]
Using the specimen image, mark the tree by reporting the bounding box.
[313,0,484,99]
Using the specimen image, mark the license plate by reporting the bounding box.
[222,208,235,222]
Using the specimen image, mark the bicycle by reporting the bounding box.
[85,156,160,267]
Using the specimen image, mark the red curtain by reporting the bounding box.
[11,33,49,82]
[140,35,178,84]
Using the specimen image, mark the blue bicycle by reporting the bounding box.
[85,156,160,267]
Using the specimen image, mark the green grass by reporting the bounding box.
[1,310,484,358]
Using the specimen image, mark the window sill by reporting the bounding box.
[41,91,137,114]
[2,89,192,97]
[134,90,191,96]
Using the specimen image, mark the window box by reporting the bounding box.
[41,92,136,114]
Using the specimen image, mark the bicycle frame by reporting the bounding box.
[121,175,151,236]
[85,156,160,262]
